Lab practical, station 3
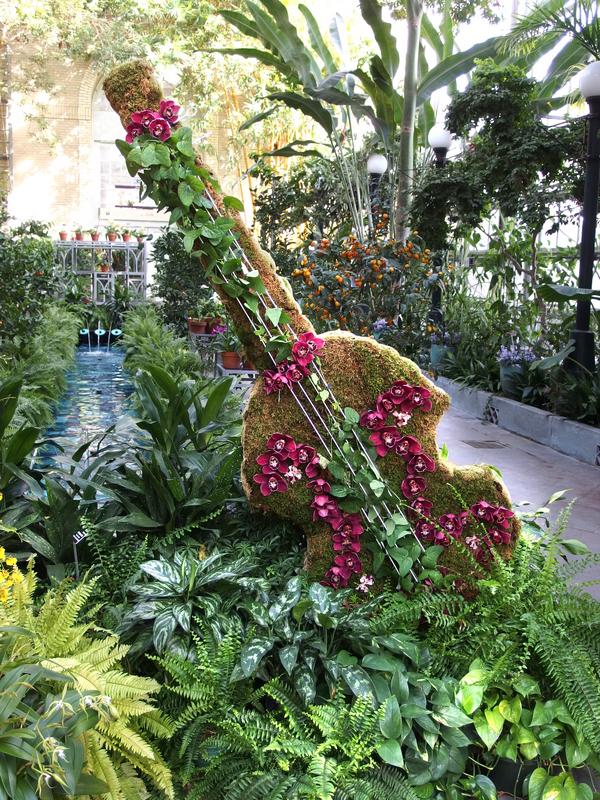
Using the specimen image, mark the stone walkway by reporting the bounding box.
[438,406,600,593]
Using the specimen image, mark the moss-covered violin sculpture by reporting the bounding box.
[104,60,519,591]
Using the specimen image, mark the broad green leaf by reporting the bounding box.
[279,644,299,675]
[499,696,522,724]
[417,36,501,104]
[269,576,302,621]
[266,91,333,134]
[341,665,373,698]
[238,105,277,131]
[299,5,337,74]
[376,738,404,767]
[359,0,399,78]
[456,682,483,715]
[380,696,403,739]
[178,183,195,207]
[152,609,178,653]
[433,704,472,728]
[529,768,550,800]
[240,636,274,677]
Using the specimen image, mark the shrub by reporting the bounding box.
[0,566,174,799]
[151,229,212,333]
[0,224,57,352]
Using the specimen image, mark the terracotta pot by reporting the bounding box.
[91,233,100,241]
[221,351,243,370]
[137,236,145,243]
[243,359,256,370]
[75,232,84,241]
[107,233,117,242]
[100,265,110,273]
[188,317,208,335]
[122,233,131,242]
[59,231,68,241]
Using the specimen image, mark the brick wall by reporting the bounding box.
[4,45,248,233]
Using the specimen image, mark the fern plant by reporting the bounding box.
[375,509,600,752]
[182,676,417,800]
[0,567,174,800]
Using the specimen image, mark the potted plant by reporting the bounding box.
[88,226,100,242]
[121,227,131,242]
[214,328,243,370]
[105,224,119,242]
[187,296,225,335]
[58,227,68,241]
[201,296,225,332]
[428,330,460,373]
[497,344,535,399]
[133,228,147,243]
[74,226,84,241]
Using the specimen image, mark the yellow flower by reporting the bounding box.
[0,547,5,561]
[5,557,16,567]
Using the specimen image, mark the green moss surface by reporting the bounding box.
[242,330,519,583]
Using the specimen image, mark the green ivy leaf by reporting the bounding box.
[176,137,196,158]
[421,545,444,569]
[154,144,171,166]
[183,231,198,253]
[223,195,244,211]
[499,696,522,724]
[456,682,484,715]
[474,775,497,800]
[528,768,550,800]
[433,704,472,729]
[178,183,195,207]
[265,307,284,326]
[244,295,259,314]
[343,407,360,424]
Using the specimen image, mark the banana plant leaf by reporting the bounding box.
[537,284,600,302]
[417,36,501,104]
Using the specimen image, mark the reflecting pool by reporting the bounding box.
[37,347,133,467]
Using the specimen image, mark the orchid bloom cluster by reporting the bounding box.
[252,432,373,591]
[125,99,181,143]
[263,332,324,395]
[360,379,516,559]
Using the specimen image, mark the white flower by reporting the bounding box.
[357,574,374,593]
[393,411,411,428]
[285,465,303,484]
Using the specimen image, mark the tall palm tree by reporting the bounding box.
[502,0,600,102]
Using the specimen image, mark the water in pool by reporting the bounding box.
[37,346,133,467]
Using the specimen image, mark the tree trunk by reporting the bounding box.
[394,0,423,242]
[0,39,10,197]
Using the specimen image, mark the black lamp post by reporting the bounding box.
[427,125,452,324]
[571,62,600,373]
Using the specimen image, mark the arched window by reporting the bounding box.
[91,86,160,220]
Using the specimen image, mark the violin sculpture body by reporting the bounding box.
[104,61,519,587]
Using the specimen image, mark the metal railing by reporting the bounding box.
[54,240,147,303]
